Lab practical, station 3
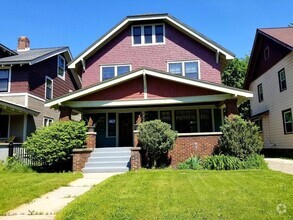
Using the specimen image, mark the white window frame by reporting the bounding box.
[0,67,11,93]
[282,109,293,134]
[167,60,201,79]
[131,23,165,46]
[278,68,287,92]
[57,55,66,80]
[43,117,54,127]
[100,64,132,81]
[45,76,53,100]
[257,83,263,102]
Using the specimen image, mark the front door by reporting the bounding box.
[119,113,133,146]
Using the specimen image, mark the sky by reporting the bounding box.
[1,0,292,58]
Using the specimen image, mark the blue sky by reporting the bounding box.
[1,0,292,58]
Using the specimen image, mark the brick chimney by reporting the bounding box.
[17,36,30,51]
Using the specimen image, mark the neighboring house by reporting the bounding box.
[245,27,293,151]
[0,37,81,142]
[46,14,252,166]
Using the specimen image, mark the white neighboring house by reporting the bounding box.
[245,27,293,150]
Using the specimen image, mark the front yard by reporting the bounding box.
[57,170,293,219]
[0,172,81,215]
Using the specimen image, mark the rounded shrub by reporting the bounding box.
[23,120,87,168]
[138,120,177,168]
[219,115,263,159]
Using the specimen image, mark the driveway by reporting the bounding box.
[265,158,293,175]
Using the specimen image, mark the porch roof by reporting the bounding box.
[45,68,253,109]
[0,99,39,116]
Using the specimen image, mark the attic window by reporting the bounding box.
[57,55,66,79]
[132,24,165,45]
[264,46,270,61]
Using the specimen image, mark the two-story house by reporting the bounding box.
[245,27,293,152]
[46,14,252,167]
[0,37,81,142]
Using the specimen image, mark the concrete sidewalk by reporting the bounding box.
[265,158,293,175]
[0,172,122,220]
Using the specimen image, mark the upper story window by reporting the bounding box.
[257,83,263,102]
[132,24,165,46]
[282,108,293,134]
[168,61,200,79]
[278,68,287,92]
[57,55,65,79]
[0,69,10,92]
[45,76,53,100]
[101,65,131,81]
[264,46,270,61]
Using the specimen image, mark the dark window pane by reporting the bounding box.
[257,84,263,102]
[254,119,263,132]
[117,66,130,76]
[144,111,158,121]
[213,109,222,132]
[102,67,115,81]
[175,110,197,133]
[160,111,172,126]
[155,25,163,43]
[0,115,9,138]
[199,109,212,132]
[133,27,141,44]
[46,78,52,100]
[278,69,287,91]
[0,70,9,92]
[169,63,182,75]
[185,62,199,79]
[144,26,152,44]
[108,113,116,137]
[58,56,65,77]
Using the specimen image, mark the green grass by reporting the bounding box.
[57,170,293,220]
[0,172,82,215]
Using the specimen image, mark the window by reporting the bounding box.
[213,109,222,132]
[278,68,287,92]
[101,65,131,81]
[45,77,53,100]
[132,24,165,45]
[175,110,197,133]
[160,111,172,126]
[282,109,293,134]
[199,109,212,132]
[0,115,9,138]
[107,113,116,137]
[264,46,270,60]
[168,61,200,79]
[57,55,65,79]
[257,83,263,102]
[144,111,158,121]
[254,118,263,132]
[0,69,9,92]
[43,117,53,127]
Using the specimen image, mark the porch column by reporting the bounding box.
[224,99,239,116]
[86,131,97,148]
[59,106,72,121]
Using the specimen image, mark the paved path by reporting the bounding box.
[0,173,122,220]
[265,158,293,175]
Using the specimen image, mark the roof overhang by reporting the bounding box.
[0,99,40,116]
[45,68,253,109]
[68,14,235,69]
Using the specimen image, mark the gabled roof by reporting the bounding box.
[45,67,252,108]
[259,27,293,49]
[0,47,72,65]
[0,44,18,56]
[68,13,235,69]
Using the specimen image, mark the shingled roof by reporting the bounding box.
[259,27,293,49]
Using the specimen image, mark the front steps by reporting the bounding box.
[82,147,131,173]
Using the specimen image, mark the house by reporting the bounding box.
[0,37,81,143]
[245,27,293,152]
[45,13,252,169]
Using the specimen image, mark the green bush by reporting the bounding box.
[138,120,177,168]
[0,157,33,173]
[177,157,202,170]
[219,115,263,159]
[242,154,268,169]
[23,121,87,168]
[202,155,243,170]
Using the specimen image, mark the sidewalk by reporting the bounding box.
[265,158,293,175]
[0,173,122,220]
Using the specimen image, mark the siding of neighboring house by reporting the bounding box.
[82,23,221,87]
[250,52,293,148]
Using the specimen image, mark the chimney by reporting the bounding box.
[17,36,30,51]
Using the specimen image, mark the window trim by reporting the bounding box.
[264,46,270,61]
[131,23,165,46]
[167,60,201,79]
[43,117,54,127]
[257,83,263,102]
[0,67,11,93]
[282,108,293,134]
[57,55,66,80]
[278,68,287,92]
[100,64,132,81]
[45,76,53,100]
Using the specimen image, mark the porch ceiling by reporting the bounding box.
[0,100,39,116]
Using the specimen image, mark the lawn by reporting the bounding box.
[57,170,293,220]
[0,172,82,215]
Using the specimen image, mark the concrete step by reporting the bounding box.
[94,147,131,152]
[85,161,130,168]
[90,151,130,157]
[88,156,130,162]
[82,167,129,173]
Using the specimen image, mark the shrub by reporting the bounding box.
[242,154,268,169]
[0,157,33,173]
[23,120,87,168]
[219,115,263,159]
[202,155,243,170]
[177,157,202,170]
[138,120,177,168]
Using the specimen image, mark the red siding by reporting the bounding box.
[82,22,221,87]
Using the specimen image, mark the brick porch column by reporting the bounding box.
[72,148,93,172]
[130,147,142,170]
[224,99,239,116]
[86,131,97,148]
[59,106,72,121]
